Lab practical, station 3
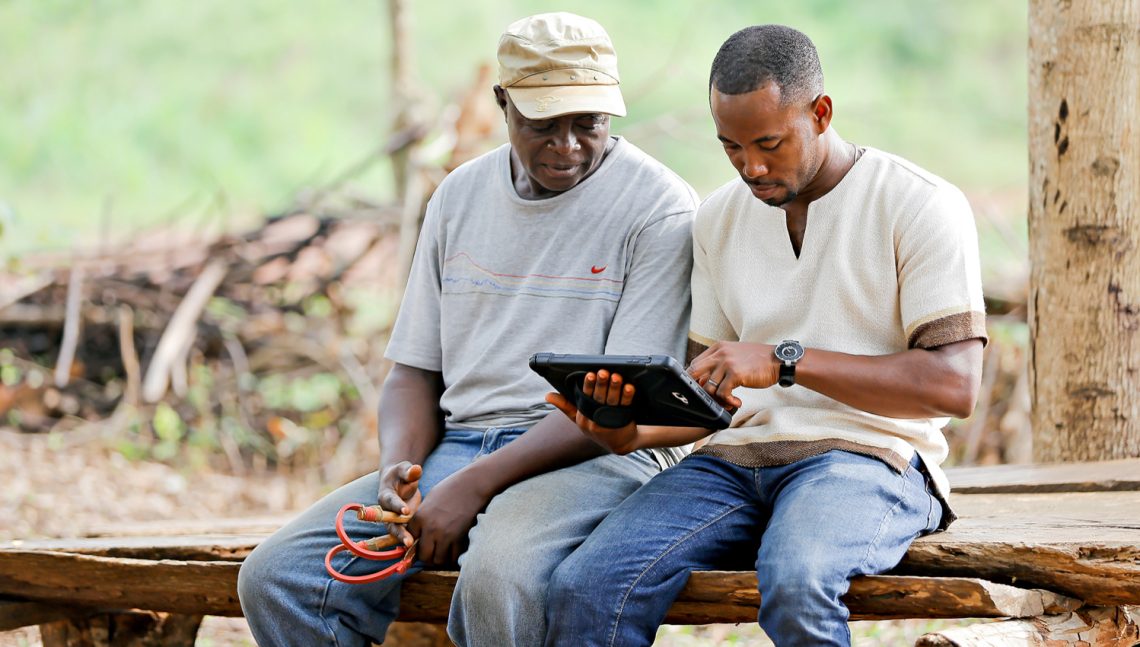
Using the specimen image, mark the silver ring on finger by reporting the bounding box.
[707,379,719,388]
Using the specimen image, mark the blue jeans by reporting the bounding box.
[545,450,943,647]
[238,427,660,646]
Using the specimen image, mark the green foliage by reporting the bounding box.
[303,294,334,319]
[1,1,1028,261]
[205,297,249,333]
[153,403,185,442]
[152,402,186,460]
[0,363,19,387]
[256,371,345,413]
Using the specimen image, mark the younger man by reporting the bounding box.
[545,24,986,647]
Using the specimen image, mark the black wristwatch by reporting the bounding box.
[774,340,805,387]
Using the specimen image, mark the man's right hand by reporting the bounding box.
[378,461,423,547]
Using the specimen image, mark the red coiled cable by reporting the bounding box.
[325,503,417,584]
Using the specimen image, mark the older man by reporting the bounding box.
[237,12,696,647]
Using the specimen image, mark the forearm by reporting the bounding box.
[625,425,710,452]
[377,364,445,473]
[447,411,606,499]
[796,341,982,419]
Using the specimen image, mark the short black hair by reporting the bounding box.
[709,25,824,105]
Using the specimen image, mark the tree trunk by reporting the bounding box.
[1028,0,1140,461]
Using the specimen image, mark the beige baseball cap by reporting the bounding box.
[497,12,627,120]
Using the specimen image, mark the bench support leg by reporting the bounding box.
[916,605,1139,646]
[386,621,452,646]
[40,611,203,647]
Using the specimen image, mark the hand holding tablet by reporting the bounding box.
[529,353,733,430]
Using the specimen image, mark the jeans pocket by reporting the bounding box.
[916,470,942,533]
[901,460,939,534]
[476,427,528,457]
[926,483,944,533]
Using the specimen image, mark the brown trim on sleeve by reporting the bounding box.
[908,310,988,349]
[685,338,709,366]
[687,330,718,348]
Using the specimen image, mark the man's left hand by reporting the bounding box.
[407,471,491,566]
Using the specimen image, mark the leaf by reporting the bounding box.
[153,403,185,442]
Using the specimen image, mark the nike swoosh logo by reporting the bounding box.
[591,265,606,274]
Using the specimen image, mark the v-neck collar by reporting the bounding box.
[772,148,871,262]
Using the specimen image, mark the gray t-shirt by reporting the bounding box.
[385,137,696,464]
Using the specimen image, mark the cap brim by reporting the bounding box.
[505,85,626,119]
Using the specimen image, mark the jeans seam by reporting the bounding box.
[855,467,910,575]
[318,570,346,647]
[607,502,752,647]
[839,475,907,646]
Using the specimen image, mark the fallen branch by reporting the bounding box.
[53,265,86,388]
[142,260,228,403]
[118,305,141,408]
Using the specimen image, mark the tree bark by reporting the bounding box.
[1029,0,1140,461]
[916,606,1139,647]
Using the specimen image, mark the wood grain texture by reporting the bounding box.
[0,553,1081,625]
[1,491,1135,620]
[1,491,1135,627]
[1028,0,1140,461]
[0,598,96,632]
[946,458,1140,494]
[899,492,1140,606]
[916,606,1140,646]
[671,573,1082,624]
[0,552,240,617]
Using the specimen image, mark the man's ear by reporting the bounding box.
[811,94,833,133]
[493,85,509,117]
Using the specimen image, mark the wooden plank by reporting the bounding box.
[900,491,1140,606]
[0,553,241,617]
[939,491,1140,544]
[670,573,1082,624]
[0,535,264,562]
[0,598,97,632]
[916,606,1140,646]
[9,491,1138,557]
[407,572,1083,625]
[0,550,1080,625]
[946,458,1140,494]
[81,517,289,539]
[2,491,1137,607]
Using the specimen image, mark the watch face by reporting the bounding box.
[775,340,804,363]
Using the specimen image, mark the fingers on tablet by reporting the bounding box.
[582,370,635,407]
[606,373,622,405]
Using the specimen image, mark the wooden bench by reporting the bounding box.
[3,459,1138,646]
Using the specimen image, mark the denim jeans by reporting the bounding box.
[545,450,942,647]
[238,427,660,646]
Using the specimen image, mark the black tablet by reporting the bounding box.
[529,353,733,430]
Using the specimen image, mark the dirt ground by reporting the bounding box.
[2,428,311,647]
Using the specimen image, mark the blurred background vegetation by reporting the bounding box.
[0,2,1030,644]
[1,0,1027,271]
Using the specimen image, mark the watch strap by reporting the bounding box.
[778,362,796,387]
